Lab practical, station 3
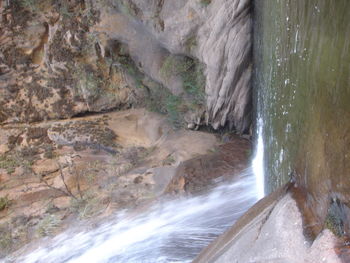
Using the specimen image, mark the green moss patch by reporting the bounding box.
[324,199,346,237]
[0,196,10,211]
[0,154,20,174]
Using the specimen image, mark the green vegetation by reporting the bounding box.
[36,214,61,237]
[0,196,10,211]
[74,66,103,105]
[0,148,37,174]
[208,147,218,153]
[165,94,183,127]
[200,0,212,6]
[0,154,19,174]
[158,55,206,127]
[43,144,56,159]
[58,2,73,19]
[0,225,12,256]
[85,161,103,184]
[185,35,197,52]
[324,213,344,237]
[18,0,42,13]
[138,146,157,160]
[160,56,192,79]
[119,2,132,16]
[144,84,185,127]
[17,0,96,28]
[81,33,99,57]
[116,0,139,17]
[102,39,207,129]
[19,146,38,167]
[108,45,206,128]
[117,55,145,89]
[182,62,206,105]
[160,55,206,104]
[81,2,97,27]
[162,154,176,166]
[70,192,101,219]
[324,202,345,237]
[18,0,73,17]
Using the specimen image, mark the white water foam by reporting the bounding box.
[252,117,265,199]
[9,169,259,263]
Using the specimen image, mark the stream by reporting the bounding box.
[10,167,260,263]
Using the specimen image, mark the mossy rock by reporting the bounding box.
[0,196,10,211]
[200,0,212,6]
[324,200,346,237]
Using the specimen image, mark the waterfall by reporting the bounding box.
[252,118,265,199]
[9,169,259,263]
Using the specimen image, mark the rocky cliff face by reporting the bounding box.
[0,0,252,132]
[0,0,135,124]
[0,0,252,256]
[95,0,252,131]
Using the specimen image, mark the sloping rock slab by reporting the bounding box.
[193,185,341,263]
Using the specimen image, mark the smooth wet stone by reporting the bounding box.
[193,187,341,263]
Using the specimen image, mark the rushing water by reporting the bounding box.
[8,169,259,263]
[254,0,350,197]
[252,118,265,199]
[254,0,350,240]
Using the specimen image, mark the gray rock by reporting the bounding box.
[193,189,341,263]
[94,0,252,133]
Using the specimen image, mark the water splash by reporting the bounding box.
[11,170,258,263]
[252,118,265,199]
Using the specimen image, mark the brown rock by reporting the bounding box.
[166,135,251,195]
[32,159,59,175]
[52,196,71,210]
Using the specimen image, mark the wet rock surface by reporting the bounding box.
[254,1,350,252]
[194,187,343,263]
[0,108,251,257]
[166,136,251,195]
